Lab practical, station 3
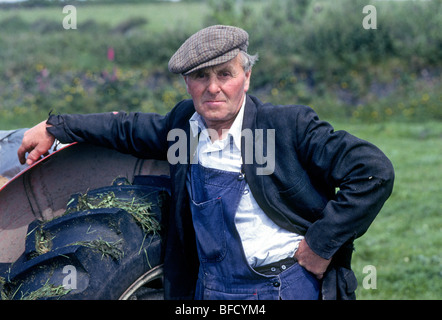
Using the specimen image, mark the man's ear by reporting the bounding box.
[244,70,252,93]
[183,75,190,94]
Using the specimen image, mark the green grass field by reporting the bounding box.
[0,2,209,32]
[333,121,442,299]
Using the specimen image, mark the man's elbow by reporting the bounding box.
[376,157,395,200]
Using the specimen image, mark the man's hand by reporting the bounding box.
[295,239,331,280]
[17,120,55,166]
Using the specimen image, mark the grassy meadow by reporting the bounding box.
[0,2,209,33]
[0,0,441,300]
[335,121,442,300]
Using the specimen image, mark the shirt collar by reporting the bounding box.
[189,96,246,151]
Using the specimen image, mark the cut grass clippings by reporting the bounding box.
[18,279,70,300]
[1,278,70,301]
[66,191,161,235]
[34,228,53,256]
[71,238,123,261]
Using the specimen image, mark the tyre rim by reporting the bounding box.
[119,264,164,300]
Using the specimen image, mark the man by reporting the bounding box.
[18,25,394,300]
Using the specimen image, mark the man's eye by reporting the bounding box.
[190,71,206,79]
[219,72,231,78]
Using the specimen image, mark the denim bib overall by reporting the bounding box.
[188,163,320,300]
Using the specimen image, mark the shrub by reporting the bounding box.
[0,0,441,129]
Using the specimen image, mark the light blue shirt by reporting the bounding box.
[189,98,303,267]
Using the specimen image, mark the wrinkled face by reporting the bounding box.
[184,54,251,131]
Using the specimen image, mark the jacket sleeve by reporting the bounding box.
[295,106,395,260]
[46,111,170,160]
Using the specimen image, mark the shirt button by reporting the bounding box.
[273,281,280,287]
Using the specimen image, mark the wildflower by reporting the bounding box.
[107,47,115,62]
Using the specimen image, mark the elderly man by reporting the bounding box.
[18,25,394,300]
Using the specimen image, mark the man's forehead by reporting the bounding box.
[189,55,241,75]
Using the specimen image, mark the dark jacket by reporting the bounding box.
[47,94,395,300]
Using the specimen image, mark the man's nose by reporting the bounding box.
[206,76,221,94]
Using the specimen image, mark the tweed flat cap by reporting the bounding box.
[168,25,249,75]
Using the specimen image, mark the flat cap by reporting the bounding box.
[168,25,249,75]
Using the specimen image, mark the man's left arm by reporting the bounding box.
[295,107,395,262]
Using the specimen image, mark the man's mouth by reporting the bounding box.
[204,100,226,106]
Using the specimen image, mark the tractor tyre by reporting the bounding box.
[0,176,170,300]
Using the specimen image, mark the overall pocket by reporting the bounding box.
[190,197,227,263]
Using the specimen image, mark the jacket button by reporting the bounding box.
[273,281,280,287]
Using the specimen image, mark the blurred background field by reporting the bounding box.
[0,0,441,299]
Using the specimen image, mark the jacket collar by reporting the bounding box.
[242,94,257,132]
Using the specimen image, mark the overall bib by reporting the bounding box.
[189,163,320,300]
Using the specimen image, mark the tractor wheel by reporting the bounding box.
[0,176,169,300]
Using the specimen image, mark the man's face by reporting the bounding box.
[184,54,251,131]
